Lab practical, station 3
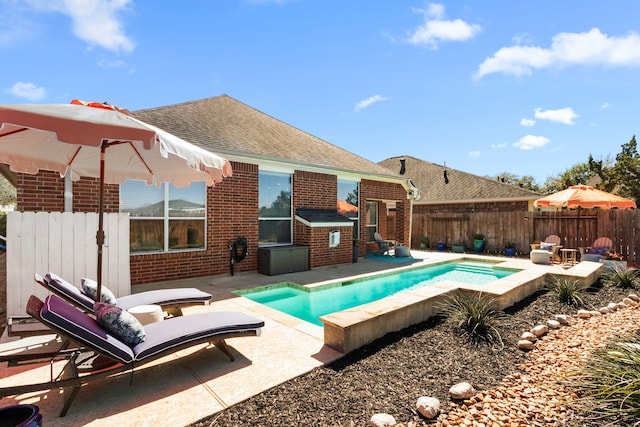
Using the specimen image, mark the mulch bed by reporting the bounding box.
[190,282,635,427]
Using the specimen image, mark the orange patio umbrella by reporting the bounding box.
[534,184,636,209]
[534,184,636,248]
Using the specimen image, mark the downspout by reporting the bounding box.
[64,173,72,212]
[406,179,420,248]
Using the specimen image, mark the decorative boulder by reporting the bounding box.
[416,396,440,419]
[547,319,561,329]
[555,314,570,325]
[530,324,548,337]
[518,339,535,351]
[520,331,537,342]
[449,382,475,400]
[370,413,396,427]
[577,309,592,318]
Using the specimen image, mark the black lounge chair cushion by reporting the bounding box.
[133,311,265,361]
[38,294,265,364]
[46,272,95,311]
[44,272,212,312]
[41,294,135,363]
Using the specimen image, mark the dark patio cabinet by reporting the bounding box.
[258,246,309,275]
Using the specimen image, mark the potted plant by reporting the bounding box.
[472,233,485,253]
[504,240,516,257]
[600,251,627,270]
[420,235,429,250]
[436,240,447,251]
[451,241,465,253]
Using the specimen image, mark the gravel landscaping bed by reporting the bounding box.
[191,281,637,427]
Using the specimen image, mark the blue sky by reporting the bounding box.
[2,1,640,184]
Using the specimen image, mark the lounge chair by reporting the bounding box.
[6,273,215,361]
[582,237,613,262]
[374,232,396,256]
[530,235,563,265]
[38,272,211,315]
[0,294,264,417]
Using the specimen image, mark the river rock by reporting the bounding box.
[521,331,537,342]
[577,309,592,318]
[416,396,440,419]
[555,314,570,325]
[628,293,639,302]
[449,382,475,400]
[530,324,548,337]
[547,319,561,329]
[518,339,535,351]
[370,413,396,427]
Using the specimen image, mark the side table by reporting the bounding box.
[128,304,164,325]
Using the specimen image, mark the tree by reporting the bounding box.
[491,173,540,192]
[541,161,596,194]
[0,174,16,208]
[590,136,640,202]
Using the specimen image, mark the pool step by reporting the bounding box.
[454,263,496,274]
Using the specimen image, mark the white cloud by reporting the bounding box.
[534,107,578,125]
[468,150,481,158]
[491,142,508,149]
[354,95,388,112]
[513,135,550,150]
[476,28,640,78]
[407,3,481,49]
[24,0,134,53]
[7,81,46,101]
[601,102,612,109]
[520,118,536,127]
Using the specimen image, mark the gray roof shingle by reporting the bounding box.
[379,155,541,204]
[134,95,401,178]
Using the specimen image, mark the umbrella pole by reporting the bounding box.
[95,145,106,303]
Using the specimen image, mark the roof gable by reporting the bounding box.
[134,95,400,178]
[379,155,541,203]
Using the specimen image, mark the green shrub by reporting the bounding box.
[569,332,640,424]
[545,277,585,306]
[438,291,506,349]
[601,264,639,290]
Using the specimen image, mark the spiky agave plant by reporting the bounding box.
[438,291,506,349]
[601,264,640,290]
[569,332,640,424]
[545,276,585,306]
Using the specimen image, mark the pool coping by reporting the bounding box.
[314,254,603,353]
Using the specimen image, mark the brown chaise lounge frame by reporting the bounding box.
[0,294,264,417]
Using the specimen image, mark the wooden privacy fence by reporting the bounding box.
[6,211,131,318]
[412,209,640,264]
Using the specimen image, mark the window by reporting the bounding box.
[259,171,291,245]
[364,201,378,242]
[120,181,206,253]
[338,179,359,239]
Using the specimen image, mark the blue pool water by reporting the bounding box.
[236,261,519,326]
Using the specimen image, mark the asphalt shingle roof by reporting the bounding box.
[379,155,541,204]
[134,95,401,179]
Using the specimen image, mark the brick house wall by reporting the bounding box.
[15,163,410,286]
[360,178,410,254]
[129,161,259,284]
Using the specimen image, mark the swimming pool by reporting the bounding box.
[235,260,519,326]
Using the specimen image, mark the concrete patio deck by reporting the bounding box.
[0,250,603,426]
